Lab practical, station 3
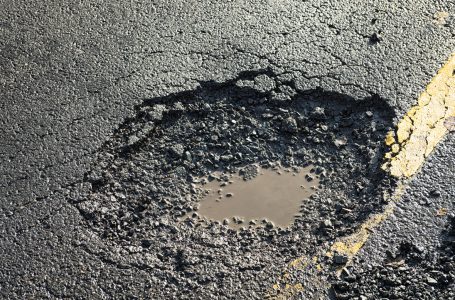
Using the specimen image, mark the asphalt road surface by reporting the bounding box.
[1,1,455,299]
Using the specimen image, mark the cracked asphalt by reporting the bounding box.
[1,1,455,299]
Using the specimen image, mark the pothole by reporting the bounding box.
[71,69,396,298]
[189,164,320,229]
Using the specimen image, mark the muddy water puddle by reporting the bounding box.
[193,164,319,229]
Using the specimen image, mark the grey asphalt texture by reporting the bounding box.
[1,1,455,299]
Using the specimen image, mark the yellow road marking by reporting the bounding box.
[267,54,455,299]
[327,183,405,267]
[382,53,455,178]
[266,184,405,299]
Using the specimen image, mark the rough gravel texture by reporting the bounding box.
[73,70,394,298]
[333,133,455,300]
[1,1,455,299]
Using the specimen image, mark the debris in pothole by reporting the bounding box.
[334,137,348,148]
[282,116,298,133]
[239,164,259,180]
[72,69,395,299]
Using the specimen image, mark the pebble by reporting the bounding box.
[430,190,441,197]
[323,219,332,228]
[170,144,185,157]
[283,117,298,133]
[147,104,166,121]
[265,221,275,229]
[311,107,326,120]
[128,135,140,146]
[221,155,233,161]
[334,137,347,147]
[426,277,438,285]
[141,240,152,248]
[333,254,348,265]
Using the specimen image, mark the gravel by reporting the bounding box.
[331,215,455,299]
[71,69,396,299]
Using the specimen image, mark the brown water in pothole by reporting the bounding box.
[194,165,319,229]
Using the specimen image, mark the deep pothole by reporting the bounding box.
[71,69,396,298]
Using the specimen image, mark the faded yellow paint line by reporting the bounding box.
[267,177,405,299]
[267,54,455,300]
[330,206,393,257]
[266,255,317,299]
[329,183,404,262]
[382,53,455,178]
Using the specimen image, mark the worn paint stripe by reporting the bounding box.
[267,54,455,299]
[328,183,404,262]
[266,184,405,299]
[382,53,455,178]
